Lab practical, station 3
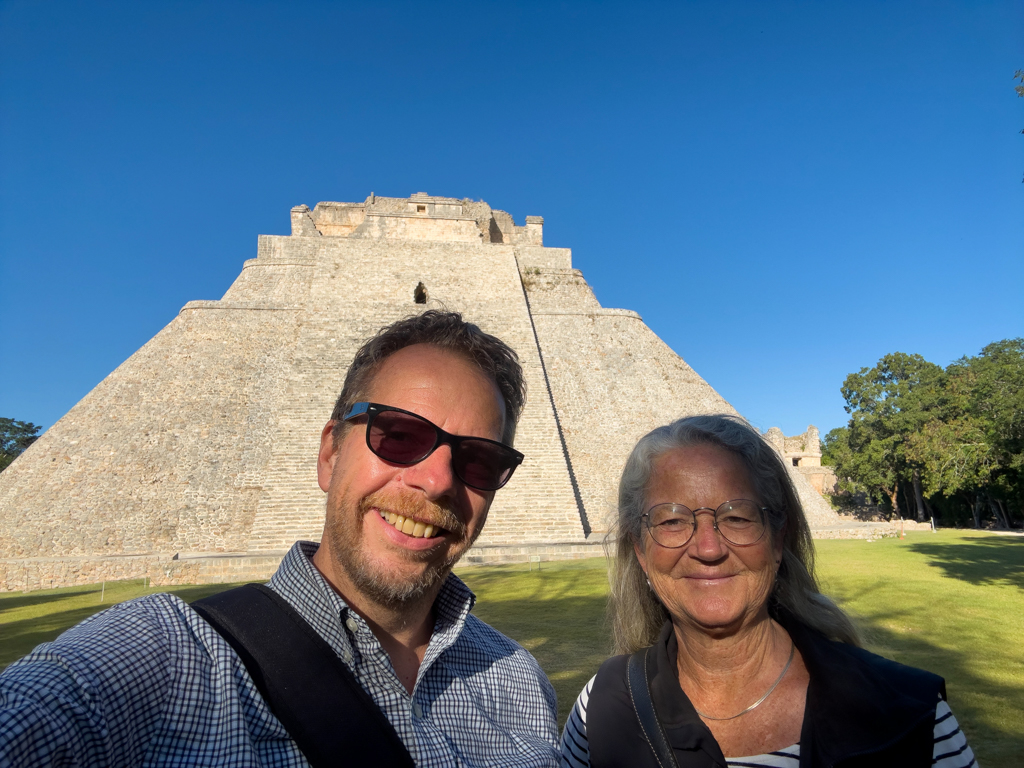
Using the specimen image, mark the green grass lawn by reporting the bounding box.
[2,530,1021,767]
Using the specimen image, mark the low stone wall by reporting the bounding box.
[811,524,899,540]
[0,540,614,592]
[0,554,164,592]
[458,540,609,566]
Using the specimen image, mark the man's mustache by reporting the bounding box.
[359,489,466,537]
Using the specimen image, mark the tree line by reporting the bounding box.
[822,339,1023,528]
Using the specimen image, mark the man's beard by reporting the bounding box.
[327,487,479,610]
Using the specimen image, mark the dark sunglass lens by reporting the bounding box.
[453,440,517,490]
[369,411,437,463]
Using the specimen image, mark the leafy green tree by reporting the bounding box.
[821,426,870,498]
[830,340,1023,528]
[821,426,850,469]
[0,418,42,472]
[905,417,994,526]
[946,339,1024,525]
[839,352,944,520]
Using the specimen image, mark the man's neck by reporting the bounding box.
[311,546,439,695]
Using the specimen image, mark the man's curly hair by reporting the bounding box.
[330,310,526,446]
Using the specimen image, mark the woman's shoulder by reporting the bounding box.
[589,652,637,705]
[809,630,945,695]
[595,652,630,678]
[789,618,945,698]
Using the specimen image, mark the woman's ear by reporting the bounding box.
[773,521,788,565]
[633,538,648,576]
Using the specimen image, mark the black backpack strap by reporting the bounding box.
[627,648,679,768]
[191,583,415,768]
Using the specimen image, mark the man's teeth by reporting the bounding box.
[380,511,437,538]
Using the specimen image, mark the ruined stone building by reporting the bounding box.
[0,193,842,591]
[763,425,838,496]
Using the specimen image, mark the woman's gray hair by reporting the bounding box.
[610,414,861,654]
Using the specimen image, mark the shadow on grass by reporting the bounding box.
[908,536,1024,589]
[0,585,111,613]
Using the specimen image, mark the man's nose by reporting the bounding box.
[400,444,458,499]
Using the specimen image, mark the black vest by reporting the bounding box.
[588,617,944,768]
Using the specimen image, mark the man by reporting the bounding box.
[0,311,560,767]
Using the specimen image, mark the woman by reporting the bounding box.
[559,415,975,768]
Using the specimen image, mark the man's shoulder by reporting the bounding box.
[3,592,228,684]
[447,614,559,724]
[457,613,529,657]
[54,592,209,647]
[452,615,552,684]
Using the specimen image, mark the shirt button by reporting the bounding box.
[412,701,423,719]
[345,616,359,633]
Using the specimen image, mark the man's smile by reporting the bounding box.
[377,508,446,539]
[358,487,466,546]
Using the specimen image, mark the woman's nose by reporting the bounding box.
[690,510,727,559]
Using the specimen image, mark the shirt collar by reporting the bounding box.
[648,622,727,764]
[268,541,478,666]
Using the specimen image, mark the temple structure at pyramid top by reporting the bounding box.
[0,193,843,591]
[288,192,547,244]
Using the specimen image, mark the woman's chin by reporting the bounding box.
[671,598,748,632]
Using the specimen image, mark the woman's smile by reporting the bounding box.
[637,444,781,633]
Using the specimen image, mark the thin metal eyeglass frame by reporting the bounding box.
[341,401,524,491]
[641,499,770,548]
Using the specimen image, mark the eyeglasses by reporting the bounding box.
[342,402,524,491]
[641,500,768,548]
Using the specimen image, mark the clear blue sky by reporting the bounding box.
[2,0,1022,438]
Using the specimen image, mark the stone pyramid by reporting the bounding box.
[0,193,840,590]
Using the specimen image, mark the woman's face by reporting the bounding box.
[635,443,782,635]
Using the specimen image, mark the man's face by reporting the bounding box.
[315,344,506,608]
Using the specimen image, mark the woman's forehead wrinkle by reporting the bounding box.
[647,446,758,512]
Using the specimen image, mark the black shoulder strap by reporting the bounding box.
[191,583,414,768]
[627,648,679,768]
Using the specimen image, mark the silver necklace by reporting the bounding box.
[693,640,795,721]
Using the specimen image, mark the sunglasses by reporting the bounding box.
[342,402,524,491]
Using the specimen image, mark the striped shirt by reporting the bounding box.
[0,541,560,767]
[559,676,977,768]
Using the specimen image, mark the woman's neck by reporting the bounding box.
[673,612,786,692]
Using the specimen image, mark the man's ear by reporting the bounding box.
[317,421,339,493]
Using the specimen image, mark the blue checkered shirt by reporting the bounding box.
[0,541,560,767]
